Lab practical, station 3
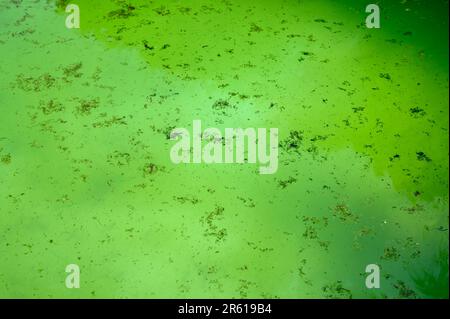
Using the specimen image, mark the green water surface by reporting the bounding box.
[0,0,448,298]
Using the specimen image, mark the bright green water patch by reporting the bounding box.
[0,0,448,298]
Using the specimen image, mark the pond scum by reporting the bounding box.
[0,0,448,298]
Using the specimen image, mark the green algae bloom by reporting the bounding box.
[0,0,448,298]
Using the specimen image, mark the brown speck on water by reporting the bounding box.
[14,73,56,92]
[62,62,82,80]
[107,151,131,166]
[174,196,199,205]
[401,204,424,214]
[322,281,352,299]
[143,40,154,51]
[40,100,64,115]
[278,176,297,189]
[55,0,70,10]
[416,151,431,162]
[92,116,127,128]
[333,204,358,222]
[381,246,401,261]
[108,4,136,19]
[76,98,100,115]
[394,281,417,299]
[153,6,170,16]
[201,206,227,243]
[1,154,11,165]
[144,163,163,175]
[409,107,426,118]
[379,73,392,80]
[249,23,263,33]
[279,130,303,153]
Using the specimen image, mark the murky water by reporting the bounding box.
[0,0,448,298]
